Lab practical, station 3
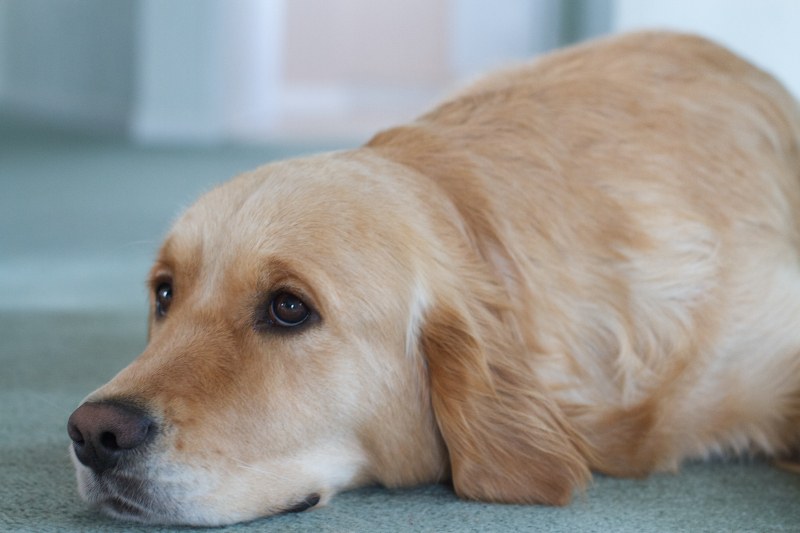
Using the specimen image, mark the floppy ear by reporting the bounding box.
[420,296,591,505]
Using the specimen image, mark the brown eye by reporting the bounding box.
[269,291,310,327]
[155,282,173,318]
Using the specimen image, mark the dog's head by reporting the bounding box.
[67,151,589,525]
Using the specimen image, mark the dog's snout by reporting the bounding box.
[67,400,156,474]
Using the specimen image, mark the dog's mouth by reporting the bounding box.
[93,477,323,523]
[86,470,169,523]
[74,450,327,525]
[71,448,181,524]
[282,493,321,514]
[100,494,150,520]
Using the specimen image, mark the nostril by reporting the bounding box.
[100,431,120,451]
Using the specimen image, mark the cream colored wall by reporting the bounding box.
[285,0,450,85]
[276,0,571,141]
[279,0,452,140]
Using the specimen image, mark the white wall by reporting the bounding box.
[614,0,800,99]
[451,0,559,80]
[131,0,285,143]
[131,0,226,142]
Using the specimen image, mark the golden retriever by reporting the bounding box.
[67,31,800,525]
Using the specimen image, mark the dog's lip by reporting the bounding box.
[100,494,150,519]
[282,493,321,514]
[87,469,166,522]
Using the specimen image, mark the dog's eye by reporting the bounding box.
[155,282,173,318]
[268,291,310,327]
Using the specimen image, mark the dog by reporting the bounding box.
[67,31,800,525]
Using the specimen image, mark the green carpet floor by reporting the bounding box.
[2,119,799,532]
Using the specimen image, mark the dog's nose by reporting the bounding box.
[67,400,156,474]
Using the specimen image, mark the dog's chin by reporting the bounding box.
[71,451,181,524]
[96,493,164,524]
[71,449,223,525]
[70,447,329,526]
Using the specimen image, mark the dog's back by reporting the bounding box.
[369,31,800,476]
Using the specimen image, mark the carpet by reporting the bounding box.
[1,119,799,532]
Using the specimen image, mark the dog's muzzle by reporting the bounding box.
[67,399,172,522]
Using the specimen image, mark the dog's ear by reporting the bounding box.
[420,295,591,505]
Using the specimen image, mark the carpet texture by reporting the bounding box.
[1,119,799,532]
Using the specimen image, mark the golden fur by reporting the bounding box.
[70,32,800,525]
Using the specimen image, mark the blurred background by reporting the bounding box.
[2,0,799,144]
[1,0,799,311]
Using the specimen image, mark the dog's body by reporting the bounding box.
[68,32,800,525]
